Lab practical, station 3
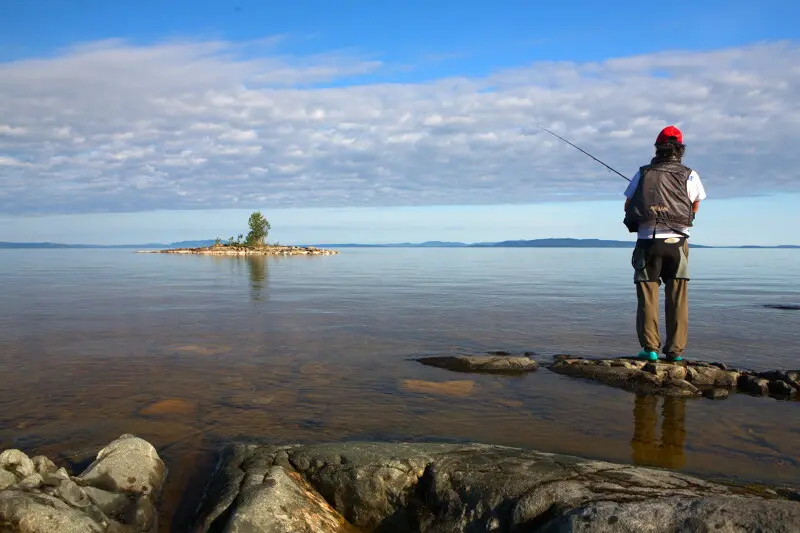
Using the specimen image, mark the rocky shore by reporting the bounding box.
[147,244,338,256]
[3,435,798,532]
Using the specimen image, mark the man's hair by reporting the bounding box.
[654,140,685,160]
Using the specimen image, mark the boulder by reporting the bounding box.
[0,434,166,533]
[415,354,538,374]
[738,375,770,396]
[192,442,800,533]
[703,388,730,400]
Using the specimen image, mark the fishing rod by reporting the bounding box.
[536,126,631,182]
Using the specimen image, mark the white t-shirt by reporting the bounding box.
[624,168,707,239]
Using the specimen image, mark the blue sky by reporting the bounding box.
[1,1,799,245]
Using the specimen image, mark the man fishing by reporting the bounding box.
[537,124,706,362]
[622,126,707,362]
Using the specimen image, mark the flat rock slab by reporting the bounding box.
[191,441,800,533]
[415,353,538,374]
[549,356,800,400]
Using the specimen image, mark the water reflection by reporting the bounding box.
[631,395,686,469]
[245,256,269,301]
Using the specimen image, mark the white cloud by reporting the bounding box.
[0,38,798,214]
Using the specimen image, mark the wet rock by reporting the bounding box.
[192,442,800,533]
[769,380,798,398]
[703,388,730,400]
[416,354,538,374]
[739,375,770,396]
[760,370,800,386]
[0,434,166,533]
[711,361,728,371]
[0,450,36,480]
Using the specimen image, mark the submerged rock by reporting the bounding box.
[763,304,800,310]
[191,441,800,533]
[0,434,166,533]
[415,353,538,374]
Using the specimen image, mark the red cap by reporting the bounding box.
[655,125,683,145]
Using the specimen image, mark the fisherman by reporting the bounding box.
[623,126,707,362]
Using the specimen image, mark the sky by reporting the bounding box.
[1,0,799,246]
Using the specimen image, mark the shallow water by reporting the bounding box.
[0,247,798,529]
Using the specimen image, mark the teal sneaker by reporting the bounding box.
[637,350,659,361]
[665,352,683,362]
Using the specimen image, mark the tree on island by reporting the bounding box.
[246,211,271,247]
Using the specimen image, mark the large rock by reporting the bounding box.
[191,442,800,533]
[221,466,358,533]
[0,434,166,533]
[416,354,538,374]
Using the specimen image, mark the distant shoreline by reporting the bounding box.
[2,238,798,250]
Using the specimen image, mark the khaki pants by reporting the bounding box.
[632,238,690,355]
[636,280,688,355]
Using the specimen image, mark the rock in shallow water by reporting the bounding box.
[703,388,730,400]
[738,374,770,396]
[416,354,538,374]
[191,442,800,533]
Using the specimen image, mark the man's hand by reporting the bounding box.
[625,198,631,211]
[692,200,700,213]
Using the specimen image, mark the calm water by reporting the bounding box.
[1,248,799,528]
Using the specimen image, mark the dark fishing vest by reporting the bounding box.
[624,158,694,235]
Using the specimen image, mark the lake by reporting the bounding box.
[1,247,798,528]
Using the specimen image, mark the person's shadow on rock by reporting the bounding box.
[631,394,687,470]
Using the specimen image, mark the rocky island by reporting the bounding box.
[157,243,338,256]
[146,210,339,257]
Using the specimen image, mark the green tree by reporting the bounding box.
[246,211,271,247]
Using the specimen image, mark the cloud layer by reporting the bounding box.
[1,38,798,214]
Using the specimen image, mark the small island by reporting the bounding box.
[155,211,339,256]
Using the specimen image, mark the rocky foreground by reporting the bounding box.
[0,434,165,533]
[151,244,338,256]
[192,441,800,532]
[4,436,798,532]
